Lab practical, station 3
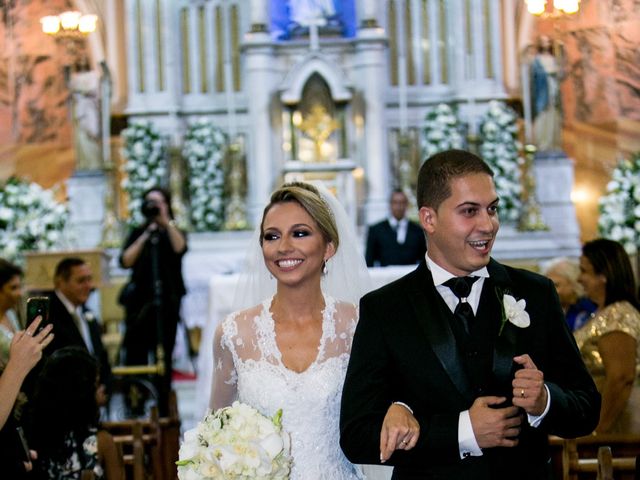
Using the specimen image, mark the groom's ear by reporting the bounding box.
[419,206,436,234]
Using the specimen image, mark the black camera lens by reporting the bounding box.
[141,200,160,219]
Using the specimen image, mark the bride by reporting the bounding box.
[210,182,371,479]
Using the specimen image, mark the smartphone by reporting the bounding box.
[26,296,50,333]
[16,426,31,463]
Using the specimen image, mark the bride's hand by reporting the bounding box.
[379,403,420,463]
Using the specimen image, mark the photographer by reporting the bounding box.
[119,186,187,415]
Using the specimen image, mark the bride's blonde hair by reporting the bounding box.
[259,182,340,251]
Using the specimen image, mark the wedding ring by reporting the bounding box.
[25,331,33,336]
[520,389,525,398]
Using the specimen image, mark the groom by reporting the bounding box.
[340,150,600,479]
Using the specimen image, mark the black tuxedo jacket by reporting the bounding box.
[340,260,600,480]
[365,219,426,267]
[45,292,112,389]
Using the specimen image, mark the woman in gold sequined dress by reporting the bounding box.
[574,239,640,433]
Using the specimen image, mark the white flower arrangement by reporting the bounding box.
[177,401,292,480]
[0,177,68,263]
[120,120,168,225]
[478,101,523,224]
[421,103,465,160]
[598,152,640,254]
[183,119,228,231]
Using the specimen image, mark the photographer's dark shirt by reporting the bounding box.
[119,225,187,307]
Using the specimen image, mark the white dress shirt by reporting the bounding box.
[55,290,95,355]
[388,217,409,244]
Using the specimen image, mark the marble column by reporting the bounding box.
[67,171,108,248]
[243,34,278,227]
[358,0,379,27]
[354,28,390,224]
[427,0,442,86]
[534,152,581,250]
[103,0,127,111]
[250,0,269,32]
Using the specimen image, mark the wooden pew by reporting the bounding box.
[101,407,164,479]
[597,446,637,480]
[550,434,640,480]
[158,390,181,480]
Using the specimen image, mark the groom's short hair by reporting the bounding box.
[417,149,494,210]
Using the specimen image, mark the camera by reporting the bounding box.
[141,199,160,220]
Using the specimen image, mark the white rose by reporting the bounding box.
[259,432,284,459]
[132,141,146,157]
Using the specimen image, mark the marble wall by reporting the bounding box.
[0,0,90,148]
[538,0,640,126]
[535,0,640,241]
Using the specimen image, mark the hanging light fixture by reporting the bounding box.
[40,11,98,37]
[525,0,580,16]
[525,0,547,15]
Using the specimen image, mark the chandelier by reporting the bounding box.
[525,0,580,16]
[40,11,98,37]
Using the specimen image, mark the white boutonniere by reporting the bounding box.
[496,288,530,335]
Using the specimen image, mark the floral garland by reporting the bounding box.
[478,100,523,224]
[183,119,227,231]
[120,120,168,225]
[598,152,640,254]
[0,177,68,263]
[421,103,465,160]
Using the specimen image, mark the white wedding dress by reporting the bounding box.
[211,294,364,480]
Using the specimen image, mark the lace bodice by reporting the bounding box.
[211,294,363,480]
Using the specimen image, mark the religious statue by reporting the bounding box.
[68,69,103,170]
[288,0,342,37]
[530,35,563,152]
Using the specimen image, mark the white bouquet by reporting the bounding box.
[177,401,292,480]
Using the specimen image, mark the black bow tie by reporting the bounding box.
[443,276,478,300]
[443,276,478,334]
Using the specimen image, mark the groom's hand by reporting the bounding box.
[379,403,420,463]
[512,354,547,416]
[469,396,522,448]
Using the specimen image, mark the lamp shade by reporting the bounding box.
[40,16,61,34]
[59,10,82,30]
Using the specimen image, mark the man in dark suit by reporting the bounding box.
[340,150,600,479]
[46,257,111,401]
[365,190,426,267]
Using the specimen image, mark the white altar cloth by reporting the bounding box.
[194,265,415,418]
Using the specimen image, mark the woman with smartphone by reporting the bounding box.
[0,313,54,477]
[0,259,24,366]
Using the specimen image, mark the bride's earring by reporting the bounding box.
[322,260,328,275]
